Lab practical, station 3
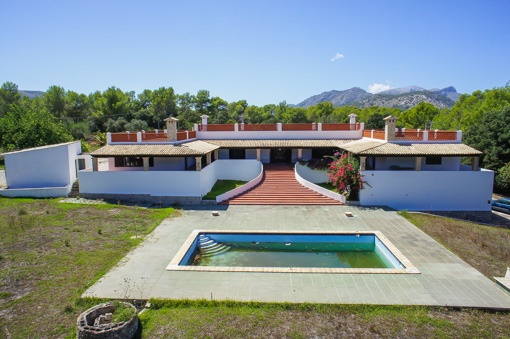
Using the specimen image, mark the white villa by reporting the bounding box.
[0,114,494,211]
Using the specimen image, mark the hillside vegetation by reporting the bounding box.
[1,82,510,192]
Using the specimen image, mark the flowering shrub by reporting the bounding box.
[327,152,365,200]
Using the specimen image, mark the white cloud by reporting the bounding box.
[368,83,392,94]
[330,53,344,62]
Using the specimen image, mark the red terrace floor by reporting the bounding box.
[225,164,342,205]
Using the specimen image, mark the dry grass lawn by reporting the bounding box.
[1,198,509,338]
[0,198,174,338]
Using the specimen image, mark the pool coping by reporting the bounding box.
[166,229,420,274]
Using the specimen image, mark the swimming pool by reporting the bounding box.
[167,230,419,274]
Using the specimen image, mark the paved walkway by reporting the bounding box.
[83,205,510,309]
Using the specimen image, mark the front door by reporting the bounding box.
[270,148,291,163]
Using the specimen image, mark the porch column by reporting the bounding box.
[143,157,149,172]
[214,149,219,160]
[195,157,202,171]
[206,152,211,165]
[415,157,423,171]
[360,156,366,172]
[297,148,303,160]
[472,156,480,171]
[256,149,261,161]
[92,158,98,172]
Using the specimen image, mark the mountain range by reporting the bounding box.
[19,90,45,99]
[295,86,460,110]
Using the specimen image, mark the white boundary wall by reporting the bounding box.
[78,159,261,198]
[359,169,494,211]
[216,162,264,203]
[294,163,346,204]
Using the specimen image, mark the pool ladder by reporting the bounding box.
[197,235,231,257]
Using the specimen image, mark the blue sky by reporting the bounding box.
[1,1,509,106]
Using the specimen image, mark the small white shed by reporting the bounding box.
[0,141,89,198]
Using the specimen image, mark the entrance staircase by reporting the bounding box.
[225,164,342,205]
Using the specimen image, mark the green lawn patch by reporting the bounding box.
[202,180,247,200]
[316,182,337,192]
[139,300,510,338]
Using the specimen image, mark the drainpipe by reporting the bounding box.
[472,157,479,171]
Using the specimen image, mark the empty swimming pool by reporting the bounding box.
[167,230,419,274]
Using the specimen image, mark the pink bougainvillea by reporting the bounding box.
[327,152,365,200]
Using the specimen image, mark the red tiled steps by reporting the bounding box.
[225,164,342,205]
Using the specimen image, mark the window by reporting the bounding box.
[114,156,154,167]
[425,156,442,165]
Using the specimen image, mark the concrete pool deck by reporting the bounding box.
[82,205,510,309]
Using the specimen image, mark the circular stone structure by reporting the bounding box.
[76,301,138,339]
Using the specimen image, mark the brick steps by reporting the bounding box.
[225,164,341,205]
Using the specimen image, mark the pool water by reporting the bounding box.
[180,232,403,269]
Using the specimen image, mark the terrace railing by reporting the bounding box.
[364,128,462,142]
[197,122,360,132]
[108,130,197,144]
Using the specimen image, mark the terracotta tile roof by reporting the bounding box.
[204,139,353,148]
[91,140,220,157]
[340,139,482,156]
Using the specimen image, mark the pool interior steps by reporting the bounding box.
[198,235,230,257]
[225,163,342,205]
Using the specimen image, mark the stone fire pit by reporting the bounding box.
[76,301,138,339]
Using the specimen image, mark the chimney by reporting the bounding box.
[348,113,357,124]
[201,114,209,125]
[164,117,179,142]
[383,115,398,141]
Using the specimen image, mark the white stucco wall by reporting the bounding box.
[359,169,494,211]
[153,157,186,170]
[374,156,461,171]
[421,157,460,171]
[246,149,257,160]
[301,149,312,160]
[294,164,345,204]
[78,159,262,197]
[295,163,329,183]
[197,130,363,140]
[3,141,81,189]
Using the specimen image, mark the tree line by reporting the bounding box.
[1,81,509,192]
